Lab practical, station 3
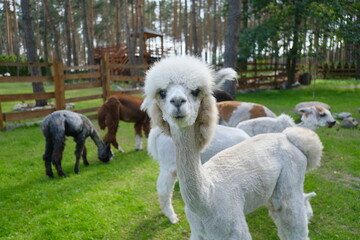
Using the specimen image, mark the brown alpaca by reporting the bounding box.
[98,94,150,152]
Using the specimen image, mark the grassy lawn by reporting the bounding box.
[0,79,359,239]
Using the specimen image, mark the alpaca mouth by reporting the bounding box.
[327,121,336,128]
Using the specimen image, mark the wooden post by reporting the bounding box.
[101,53,111,101]
[274,61,278,87]
[53,55,65,110]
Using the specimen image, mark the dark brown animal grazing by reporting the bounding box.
[98,94,150,152]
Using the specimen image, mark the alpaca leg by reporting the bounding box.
[268,193,309,240]
[74,137,85,174]
[134,122,143,150]
[52,141,66,177]
[82,145,89,166]
[43,138,54,178]
[157,169,179,223]
[104,115,124,152]
[135,134,142,151]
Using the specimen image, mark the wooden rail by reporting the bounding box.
[1,58,301,129]
[236,62,287,90]
[0,54,149,129]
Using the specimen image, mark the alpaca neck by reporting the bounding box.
[170,125,212,212]
[91,131,105,149]
[297,121,316,131]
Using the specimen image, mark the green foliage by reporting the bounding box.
[0,55,30,76]
[0,80,359,239]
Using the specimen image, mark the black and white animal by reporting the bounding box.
[41,110,113,177]
[141,55,323,239]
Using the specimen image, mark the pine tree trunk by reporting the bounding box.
[12,0,20,57]
[115,0,122,45]
[223,0,240,99]
[20,0,47,106]
[123,0,136,69]
[211,0,218,65]
[69,0,79,66]
[81,0,94,65]
[4,0,13,55]
[191,0,199,55]
[43,0,63,62]
[183,0,189,54]
[64,0,72,66]
[286,1,301,89]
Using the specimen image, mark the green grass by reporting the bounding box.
[0,79,359,239]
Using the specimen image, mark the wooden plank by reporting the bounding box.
[238,74,277,81]
[110,75,139,82]
[237,62,287,66]
[110,89,144,95]
[0,76,53,83]
[64,72,101,80]
[86,114,98,119]
[65,94,103,103]
[75,107,100,114]
[0,92,54,102]
[4,108,55,122]
[238,68,286,73]
[112,76,145,82]
[0,62,51,67]
[63,65,100,71]
[64,81,102,90]
[109,63,150,69]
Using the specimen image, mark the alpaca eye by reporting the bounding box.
[319,113,326,117]
[191,88,201,97]
[158,90,167,99]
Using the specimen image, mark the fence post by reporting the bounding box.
[274,61,278,88]
[53,55,65,110]
[101,53,111,101]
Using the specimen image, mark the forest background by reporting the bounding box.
[1,0,359,91]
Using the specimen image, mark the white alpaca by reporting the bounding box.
[141,56,323,239]
[236,107,336,137]
[148,125,250,223]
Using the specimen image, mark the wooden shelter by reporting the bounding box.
[94,28,164,65]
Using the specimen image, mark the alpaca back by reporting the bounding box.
[236,114,295,136]
[283,127,323,171]
[98,97,120,130]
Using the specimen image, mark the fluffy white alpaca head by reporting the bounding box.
[299,105,336,130]
[141,55,218,151]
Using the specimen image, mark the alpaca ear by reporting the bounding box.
[299,107,312,115]
[194,93,218,151]
[141,98,171,136]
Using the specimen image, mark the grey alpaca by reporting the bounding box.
[41,110,113,177]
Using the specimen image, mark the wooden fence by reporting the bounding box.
[0,55,150,130]
[317,62,357,78]
[236,62,287,90]
[0,58,293,130]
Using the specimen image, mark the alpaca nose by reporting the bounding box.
[170,97,187,109]
[328,121,336,127]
